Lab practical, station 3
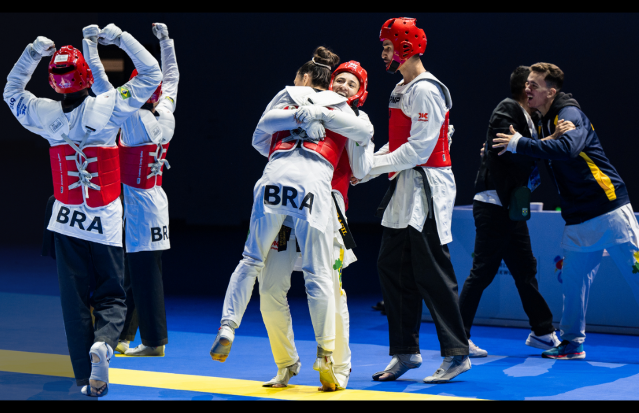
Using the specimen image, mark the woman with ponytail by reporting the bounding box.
[210,47,374,392]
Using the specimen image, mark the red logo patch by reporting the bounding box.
[418,113,429,121]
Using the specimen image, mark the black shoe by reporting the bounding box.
[372,300,385,311]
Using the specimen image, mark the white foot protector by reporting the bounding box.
[210,324,235,362]
[313,348,341,392]
[423,355,471,383]
[81,342,113,397]
[263,359,302,387]
[372,354,422,381]
[125,344,165,357]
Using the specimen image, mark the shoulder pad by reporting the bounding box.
[81,92,116,134]
[139,109,163,143]
[34,99,69,139]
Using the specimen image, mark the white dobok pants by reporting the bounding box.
[221,212,336,351]
[560,241,639,343]
[258,228,351,374]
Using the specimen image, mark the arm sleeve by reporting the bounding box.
[3,44,49,133]
[346,111,374,179]
[82,38,114,95]
[322,107,373,145]
[109,32,163,126]
[516,107,588,160]
[155,38,179,113]
[252,109,300,156]
[368,85,446,176]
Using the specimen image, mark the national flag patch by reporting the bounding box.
[118,86,131,100]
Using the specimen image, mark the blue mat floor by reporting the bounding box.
[1,245,639,400]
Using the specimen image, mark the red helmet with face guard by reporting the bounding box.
[48,46,94,94]
[130,69,162,103]
[329,61,368,108]
[379,17,427,74]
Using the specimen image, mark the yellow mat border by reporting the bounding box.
[0,350,480,401]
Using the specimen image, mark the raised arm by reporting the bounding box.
[97,24,162,124]
[3,36,57,134]
[82,25,114,96]
[153,23,179,113]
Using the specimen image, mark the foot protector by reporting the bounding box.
[210,324,235,362]
[82,342,113,397]
[114,340,129,354]
[423,355,471,383]
[313,347,341,392]
[263,359,302,387]
[372,353,422,381]
[125,344,165,357]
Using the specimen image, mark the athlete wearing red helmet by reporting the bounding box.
[329,61,368,109]
[4,24,162,397]
[358,17,471,384]
[379,17,426,74]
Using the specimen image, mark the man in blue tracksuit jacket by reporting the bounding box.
[494,62,639,360]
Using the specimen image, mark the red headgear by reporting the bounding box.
[48,46,94,94]
[329,61,368,108]
[130,69,162,103]
[379,17,427,74]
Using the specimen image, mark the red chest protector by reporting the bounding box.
[388,108,450,179]
[268,106,348,170]
[331,151,352,211]
[119,140,170,189]
[49,144,121,208]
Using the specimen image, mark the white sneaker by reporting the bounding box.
[423,355,471,383]
[468,339,488,358]
[526,331,561,350]
[114,340,129,354]
[125,344,165,356]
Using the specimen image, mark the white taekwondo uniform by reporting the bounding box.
[257,110,374,387]
[221,86,373,352]
[364,71,455,244]
[85,37,179,252]
[4,34,163,247]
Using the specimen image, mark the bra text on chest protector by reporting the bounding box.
[264,185,314,214]
[56,206,103,234]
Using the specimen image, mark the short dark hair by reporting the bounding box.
[297,46,340,89]
[530,62,564,91]
[510,66,530,100]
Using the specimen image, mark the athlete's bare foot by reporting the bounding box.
[376,372,394,381]
[88,353,107,395]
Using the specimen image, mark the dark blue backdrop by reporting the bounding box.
[2,12,638,243]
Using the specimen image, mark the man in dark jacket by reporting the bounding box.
[494,62,639,360]
[460,66,570,358]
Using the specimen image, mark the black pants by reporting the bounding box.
[54,233,126,386]
[120,250,168,347]
[377,215,469,357]
[459,200,554,339]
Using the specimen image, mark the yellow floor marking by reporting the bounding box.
[0,350,478,401]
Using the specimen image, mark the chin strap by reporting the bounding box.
[386,60,400,74]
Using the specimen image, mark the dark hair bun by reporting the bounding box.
[314,46,340,68]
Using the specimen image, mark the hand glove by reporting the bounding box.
[152,23,169,40]
[98,23,123,47]
[82,25,100,43]
[302,120,326,141]
[32,36,56,57]
[294,105,328,124]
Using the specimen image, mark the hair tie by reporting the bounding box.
[312,57,331,70]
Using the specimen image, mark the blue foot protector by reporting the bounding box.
[81,342,113,397]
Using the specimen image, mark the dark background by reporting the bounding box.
[2,13,638,296]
